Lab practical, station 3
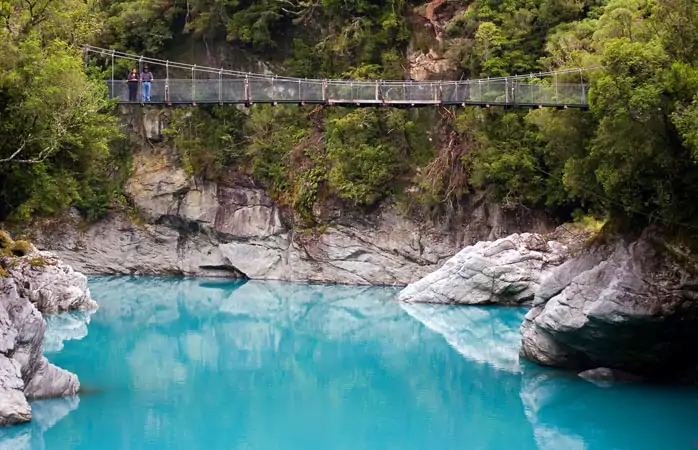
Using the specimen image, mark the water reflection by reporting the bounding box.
[400,303,525,372]
[0,397,79,450]
[42,277,535,450]
[44,311,94,353]
[17,277,698,450]
[402,302,698,450]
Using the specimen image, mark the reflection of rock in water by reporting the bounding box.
[400,303,525,372]
[0,397,79,450]
[44,311,94,353]
[90,276,249,331]
[519,368,587,450]
[398,302,589,449]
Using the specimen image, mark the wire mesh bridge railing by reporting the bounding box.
[87,46,595,109]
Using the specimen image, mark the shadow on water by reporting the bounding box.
[14,277,698,450]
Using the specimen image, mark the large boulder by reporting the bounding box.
[397,233,569,304]
[520,230,698,378]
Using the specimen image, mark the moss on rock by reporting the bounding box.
[10,240,34,257]
[0,230,13,250]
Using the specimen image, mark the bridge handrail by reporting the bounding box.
[84,45,601,84]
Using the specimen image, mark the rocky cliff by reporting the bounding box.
[28,107,554,285]
[0,237,96,426]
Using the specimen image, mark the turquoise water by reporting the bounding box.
[1,277,698,449]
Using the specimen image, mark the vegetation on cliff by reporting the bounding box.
[1,0,698,234]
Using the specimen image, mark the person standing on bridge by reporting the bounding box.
[127,68,139,102]
[141,66,153,102]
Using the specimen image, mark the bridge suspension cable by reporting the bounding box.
[83,45,601,108]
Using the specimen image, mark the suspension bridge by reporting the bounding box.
[85,45,596,109]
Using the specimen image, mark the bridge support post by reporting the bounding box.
[219,68,223,105]
[165,60,170,105]
[245,76,251,106]
[580,69,585,107]
[505,77,508,105]
[438,81,443,105]
[110,49,115,101]
[192,65,196,106]
[139,56,143,104]
[322,79,327,105]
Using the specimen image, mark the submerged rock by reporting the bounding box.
[577,367,644,387]
[520,230,698,378]
[397,233,569,304]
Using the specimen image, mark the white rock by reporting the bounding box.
[398,233,569,304]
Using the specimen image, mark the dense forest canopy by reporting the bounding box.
[1,0,698,235]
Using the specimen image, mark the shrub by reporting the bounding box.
[11,240,34,257]
[27,256,49,268]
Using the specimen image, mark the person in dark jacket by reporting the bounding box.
[127,68,139,102]
[141,67,153,102]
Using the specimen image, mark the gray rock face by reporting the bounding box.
[0,248,96,426]
[397,233,569,304]
[4,251,97,314]
[520,231,698,377]
[30,147,554,285]
[0,283,79,426]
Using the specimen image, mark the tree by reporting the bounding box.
[0,0,120,220]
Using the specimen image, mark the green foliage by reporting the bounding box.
[98,0,180,53]
[165,106,246,179]
[463,109,552,208]
[325,109,404,205]
[27,256,50,267]
[0,0,121,223]
[244,105,310,197]
[673,98,698,161]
